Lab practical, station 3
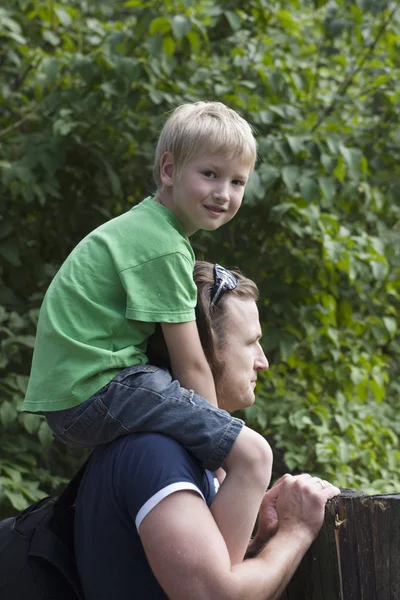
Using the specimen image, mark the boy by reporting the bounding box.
[23,102,272,561]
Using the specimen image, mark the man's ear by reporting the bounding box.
[159,151,174,187]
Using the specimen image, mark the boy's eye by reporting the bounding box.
[203,170,215,178]
[232,179,245,187]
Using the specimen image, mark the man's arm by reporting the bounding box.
[140,475,341,600]
[161,320,218,406]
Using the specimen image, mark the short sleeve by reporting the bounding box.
[120,253,196,323]
[114,434,211,531]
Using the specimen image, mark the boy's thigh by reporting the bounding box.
[46,364,243,469]
[106,364,224,424]
[44,364,164,446]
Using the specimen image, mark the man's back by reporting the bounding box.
[74,433,217,600]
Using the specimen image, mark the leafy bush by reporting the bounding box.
[0,0,399,512]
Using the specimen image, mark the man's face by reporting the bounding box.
[160,150,251,236]
[214,297,269,412]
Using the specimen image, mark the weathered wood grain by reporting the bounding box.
[278,490,400,600]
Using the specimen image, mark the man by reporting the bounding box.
[74,261,340,599]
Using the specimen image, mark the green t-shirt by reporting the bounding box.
[23,198,196,412]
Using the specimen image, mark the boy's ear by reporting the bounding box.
[159,151,175,187]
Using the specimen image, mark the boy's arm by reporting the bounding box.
[161,320,218,406]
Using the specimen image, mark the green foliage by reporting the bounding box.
[0,304,82,517]
[0,0,399,511]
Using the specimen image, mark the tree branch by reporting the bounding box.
[0,114,36,138]
[311,4,399,133]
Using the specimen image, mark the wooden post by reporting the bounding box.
[279,490,400,599]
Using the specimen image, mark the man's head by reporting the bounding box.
[194,261,269,411]
[153,101,257,190]
[147,261,268,410]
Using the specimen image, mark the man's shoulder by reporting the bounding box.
[114,432,199,466]
[95,433,206,492]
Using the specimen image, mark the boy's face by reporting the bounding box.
[159,150,252,236]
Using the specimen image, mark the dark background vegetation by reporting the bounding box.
[0,0,399,516]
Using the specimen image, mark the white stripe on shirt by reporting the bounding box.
[135,482,205,531]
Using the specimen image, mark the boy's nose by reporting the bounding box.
[214,182,230,203]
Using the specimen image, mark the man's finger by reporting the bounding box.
[323,484,341,499]
[271,473,292,488]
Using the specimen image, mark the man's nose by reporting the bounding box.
[256,349,269,371]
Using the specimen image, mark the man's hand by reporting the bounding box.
[276,473,341,543]
[246,473,341,558]
[246,475,289,557]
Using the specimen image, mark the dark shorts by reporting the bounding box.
[45,364,244,471]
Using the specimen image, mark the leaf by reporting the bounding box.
[0,401,18,427]
[5,490,28,511]
[350,367,366,385]
[38,421,53,449]
[225,11,241,31]
[299,177,318,201]
[279,333,296,360]
[338,300,353,326]
[339,145,363,180]
[55,7,72,27]
[42,29,60,46]
[53,119,73,136]
[3,467,21,484]
[270,203,296,220]
[149,17,171,36]
[0,239,21,266]
[383,317,397,337]
[319,177,336,203]
[281,166,299,193]
[244,170,264,203]
[103,160,121,198]
[22,413,42,435]
[370,261,387,281]
[162,36,175,57]
[287,135,308,154]
[261,328,281,352]
[170,15,191,40]
[326,135,340,154]
[149,89,163,105]
[0,220,13,240]
[187,30,200,53]
[335,415,349,432]
[371,379,385,403]
[260,164,280,190]
[11,335,36,348]
[41,57,61,83]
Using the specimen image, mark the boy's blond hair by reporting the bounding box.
[153,101,257,189]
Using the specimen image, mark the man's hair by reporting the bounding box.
[146,261,259,379]
[194,261,259,377]
[153,102,257,189]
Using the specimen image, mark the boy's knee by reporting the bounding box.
[224,426,272,486]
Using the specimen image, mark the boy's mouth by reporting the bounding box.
[204,204,226,215]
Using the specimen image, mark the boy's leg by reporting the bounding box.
[44,364,243,463]
[210,426,273,565]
